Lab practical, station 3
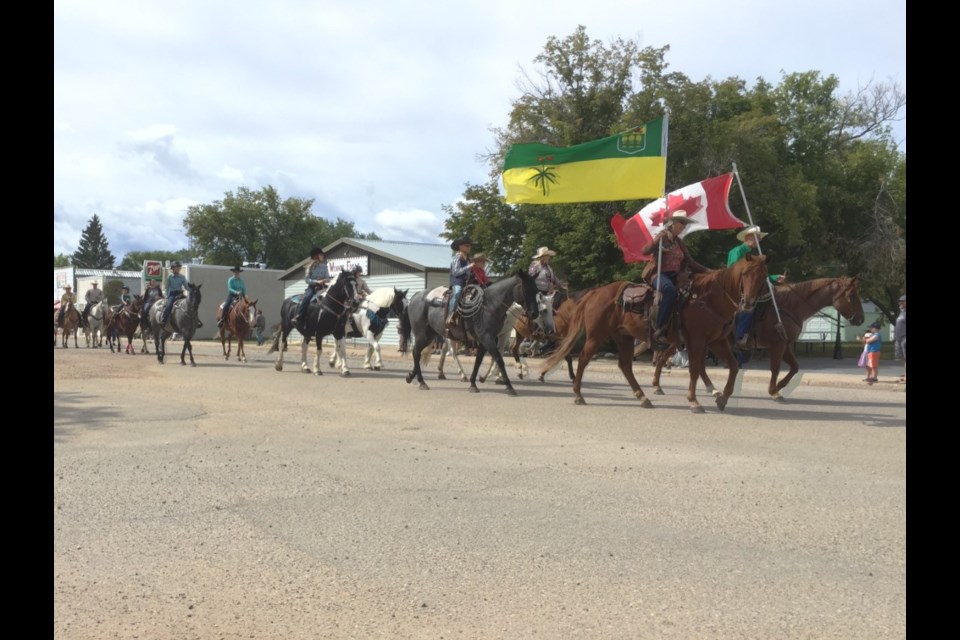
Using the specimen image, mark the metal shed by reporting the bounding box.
[277,238,453,346]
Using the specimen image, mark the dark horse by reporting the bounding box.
[218,295,258,363]
[150,283,203,366]
[651,275,865,401]
[542,254,769,413]
[398,270,549,396]
[268,270,362,376]
[107,296,143,355]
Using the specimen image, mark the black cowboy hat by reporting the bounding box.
[310,247,324,257]
[170,261,182,268]
[450,235,473,251]
[230,265,243,272]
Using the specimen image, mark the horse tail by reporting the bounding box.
[541,293,589,372]
[397,303,412,354]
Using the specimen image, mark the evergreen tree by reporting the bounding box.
[71,215,117,269]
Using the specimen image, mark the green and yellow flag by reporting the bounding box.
[501,117,667,204]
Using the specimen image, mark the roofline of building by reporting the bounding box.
[276,238,448,280]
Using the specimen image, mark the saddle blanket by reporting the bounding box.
[426,286,449,307]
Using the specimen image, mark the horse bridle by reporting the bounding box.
[319,277,360,318]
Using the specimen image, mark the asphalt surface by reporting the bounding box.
[54,339,906,639]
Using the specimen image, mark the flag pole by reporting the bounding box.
[654,112,670,347]
[732,162,786,339]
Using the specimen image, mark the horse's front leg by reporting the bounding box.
[181,339,196,366]
[651,347,671,395]
[405,336,431,390]
[238,337,246,363]
[684,341,710,413]
[310,337,323,376]
[300,338,314,374]
[704,338,739,412]
[369,333,382,371]
[335,335,351,377]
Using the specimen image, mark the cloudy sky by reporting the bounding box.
[54,0,906,261]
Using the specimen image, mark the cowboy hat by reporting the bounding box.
[898,294,906,302]
[63,284,72,289]
[869,321,882,329]
[450,236,473,251]
[736,225,769,242]
[310,247,324,257]
[664,213,696,227]
[170,261,183,268]
[532,246,557,259]
[230,265,244,272]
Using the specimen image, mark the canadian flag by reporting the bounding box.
[610,173,745,262]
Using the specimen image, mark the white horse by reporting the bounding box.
[83,300,109,348]
[329,287,409,371]
[438,293,554,384]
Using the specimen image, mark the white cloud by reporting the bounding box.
[375,209,445,244]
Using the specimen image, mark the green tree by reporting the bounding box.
[54,254,71,268]
[183,186,379,269]
[445,26,905,300]
[71,214,117,269]
[118,250,191,272]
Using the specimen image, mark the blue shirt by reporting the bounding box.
[227,275,246,296]
[866,332,882,353]
[450,255,470,287]
[305,260,330,286]
[167,272,188,294]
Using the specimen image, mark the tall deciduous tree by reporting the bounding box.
[183,186,379,269]
[445,26,905,301]
[71,214,117,269]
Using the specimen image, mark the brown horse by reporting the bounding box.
[218,295,258,363]
[542,254,769,413]
[107,297,143,355]
[651,275,865,401]
[55,303,81,348]
[510,288,582,382]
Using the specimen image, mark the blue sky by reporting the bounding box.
[54,0,906,261]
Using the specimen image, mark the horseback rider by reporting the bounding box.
[469,253,491,287]
[141,278,163,328]
[641,213,709,347]
[57,284,76,327]
[159,261,202,328]
[294,247,331,326]
[112,286,133,314]
[528,246,563,294]
[352,264,372,298]
[218,265,247,328]
[81,281,104,328]
[446,236,473,329]
[727,225,786,351]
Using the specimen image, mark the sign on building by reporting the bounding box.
[327,256,370,275]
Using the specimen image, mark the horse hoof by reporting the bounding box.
[437,373,446,380]
[275,363,283,372]
[772,394,785,403]
[191,362,197,368]
[363,364,372,370]
[638,398,654,408]
[690,405,706,414]
[574,397,586,405]
[373,366,381,371]
[405,373,414,384]
[469,386,479,393]
[341,371,351,377]
[495,379,506,385]
[538,375,545,383]
[653,388,665,395]
[478,376,487,384]
[505,387,517,397]
[418,382,430,390]
[715,396,728,411]
[459,375,468,383]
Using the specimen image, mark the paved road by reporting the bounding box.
[54,340,906,639]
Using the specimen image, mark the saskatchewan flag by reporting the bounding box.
[501,117,667,204]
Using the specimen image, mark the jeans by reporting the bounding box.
[651,273,677,330]
[296,286,318,318]
[734,309,755,342]
[161,292,181,324]
[448,284,463,314]
[256,328,264,345]
[222,293,238,321]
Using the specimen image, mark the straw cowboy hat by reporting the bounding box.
[63,284,72,289]
[737,225,769,242]
[663,213,696,227]
[532,246,557,260]
[450,236,473,251]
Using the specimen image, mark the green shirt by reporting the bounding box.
[727,243,781,283]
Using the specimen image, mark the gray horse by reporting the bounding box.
[398,270,553,396]
[149,283,203,366]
